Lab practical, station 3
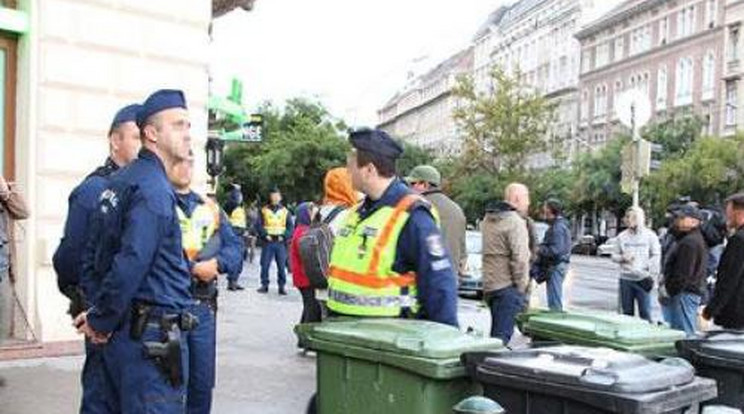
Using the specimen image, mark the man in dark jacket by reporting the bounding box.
[535,199,572,311]
[703,193,744,329]
[662,204,708,336]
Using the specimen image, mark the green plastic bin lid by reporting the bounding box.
[521,309,685,345]
[297,319,501,359]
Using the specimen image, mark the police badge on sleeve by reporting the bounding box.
[426,234,445,257]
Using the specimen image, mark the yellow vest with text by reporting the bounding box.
[229,206,247,229]
[177,199,220,261]
[327,194,424,317]
[262,206,288,236]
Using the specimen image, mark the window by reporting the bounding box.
[614,36,624,61]
[703,51,716,100]
[726,80,737,126]
[659,17,669,45]
[706,0,717,29]
[630,25,651,56]
[582,49,592,73]
[613,80,623,117]
[675,57,694,106]
[729,26,740,62]
[677,6,697,39]
[657,66,668,110]
[596,43,610,68]
[581,89,589,121]
[594,84,608,119]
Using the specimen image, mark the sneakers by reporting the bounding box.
[227,281,244,291]
[278,287,287,296]
[256,286,269,294]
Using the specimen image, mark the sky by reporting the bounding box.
[210,0,507,127]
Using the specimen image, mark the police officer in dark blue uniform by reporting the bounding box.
[53,103,141,414]
[75,89,195,413]
[343,128,459,327]
[167,153,243,414]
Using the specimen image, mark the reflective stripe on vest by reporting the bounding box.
[327,194,423,317]
[262,207,288,236]
[177,199,220,261]
[229,207,247,228]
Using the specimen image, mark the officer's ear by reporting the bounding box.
[142,124,158,144]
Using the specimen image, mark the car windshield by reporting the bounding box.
[466,232,482,254]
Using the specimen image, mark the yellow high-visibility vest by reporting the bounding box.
[327,194,425,317]
[177,198,220,261]
[262,206,288,236]
[229,206,247,229]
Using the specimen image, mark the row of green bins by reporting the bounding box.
[295,319,503,414]
[518,309,686,357]
[464,345,718,413]
[677,331,744,410]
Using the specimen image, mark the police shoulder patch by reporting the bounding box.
[426,234,445,257]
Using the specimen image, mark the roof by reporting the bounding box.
[473,6,509,41]
[575,0,665,39]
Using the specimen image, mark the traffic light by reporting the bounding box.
[637,139,664,176]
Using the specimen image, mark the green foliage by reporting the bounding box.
[451,66,558,175]
[641,114,703,159]
[571,136,632,219]
[397,142,434,177]
[220,98,349,205]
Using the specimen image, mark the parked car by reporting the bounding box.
[458,230,483,298]
[597,236,619,257]
[571,235,597,256]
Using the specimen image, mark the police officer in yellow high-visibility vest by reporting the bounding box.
[227,204,247,291]
[256,187,293,295]
[327,128,459,327]
[169,154,243,414]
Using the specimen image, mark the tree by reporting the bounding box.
[397,142,434,177]
[220,98,349,205]
[641,114,703,159]
[451,66,557,175]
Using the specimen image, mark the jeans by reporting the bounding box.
[260,242,288,288]
[488,286,525,344]
[187,303,216,414]
[547,262,568,311]
[664,292,701,337]
[80,341,118,413]
[619,278,652,322]
[227,227,246,283]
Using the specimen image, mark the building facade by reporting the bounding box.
[377,48,473,156]
[722,0,744,135]
[1,0,212,354]
[577,0,725,150]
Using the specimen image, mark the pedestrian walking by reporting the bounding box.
[53,103,139,413]
[257,187,293,295]
[75,89,195,413]
[611,207,661,322]
[703,192,744,329]
[169,153,243,414]
[481,183,531,344]
[407,165,467,276]
[660,204,708,336]
[534,198,572,311]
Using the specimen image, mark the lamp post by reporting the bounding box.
[205,136,225,191]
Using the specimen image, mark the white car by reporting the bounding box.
[598,237,619,257]
[458,231,483,298]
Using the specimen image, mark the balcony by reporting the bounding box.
[728,59,741,75]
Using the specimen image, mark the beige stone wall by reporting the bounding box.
[15,0,211,342]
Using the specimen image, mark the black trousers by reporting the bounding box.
[299,287,322,324]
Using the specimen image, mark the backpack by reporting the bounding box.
[297,206,345,289]
[699,206,727,247]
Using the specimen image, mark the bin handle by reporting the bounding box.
[579,368,618,388]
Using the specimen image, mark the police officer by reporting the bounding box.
[256,187,293,295]
[53,103,141,413]
[326,128,459,327]
[74,89,195,413]
[226,184,247,291]
[168,153,242,414]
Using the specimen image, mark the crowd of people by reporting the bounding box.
[42,85,744,413]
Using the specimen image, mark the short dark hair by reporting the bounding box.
[139,114,162,141]
[543,198,563,216]
[356,149,397,178]
[726,192,744,210]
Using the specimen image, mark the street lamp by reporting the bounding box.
[205,136,225,188]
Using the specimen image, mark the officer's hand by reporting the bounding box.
[73,312,110,344]
[192,258,219,282]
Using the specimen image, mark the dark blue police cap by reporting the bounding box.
[348,128,403,160]
[110,104,141,131]
[136,89,187,128]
